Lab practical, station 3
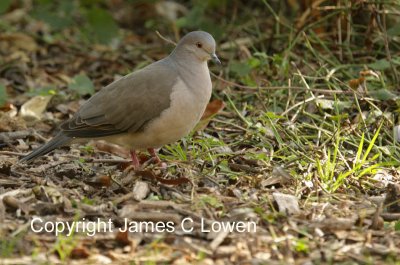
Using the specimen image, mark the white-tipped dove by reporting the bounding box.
[21,31,220,167]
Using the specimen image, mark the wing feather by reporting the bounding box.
[60,58,177,138]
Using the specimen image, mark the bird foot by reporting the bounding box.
[130,150,140,170]
[130,149,164,170]
[147,148,161,165]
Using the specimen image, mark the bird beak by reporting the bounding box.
[211,53,221,65]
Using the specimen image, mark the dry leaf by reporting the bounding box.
[0,32,38,52]
[19,95,52,122]
[91,140,130,158]
[273,192,300,215]
[136,170,191,186]
[70,246,90,259]
[132,181,150,201]
[195,99,225,131]
[115,230,131,246]
[85,175,112,187]
[201,99,225,121]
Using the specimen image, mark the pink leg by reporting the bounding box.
[130,150,140,169]
[147,148,161,164]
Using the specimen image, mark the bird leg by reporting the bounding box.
[130,150,140,169]
[147,148,161,164]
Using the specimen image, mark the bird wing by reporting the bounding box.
[60,58,178,138]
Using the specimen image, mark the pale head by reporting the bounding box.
[172,31,220,64]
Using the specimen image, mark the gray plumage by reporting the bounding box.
[61,58,178,138]
[21,31,219,163]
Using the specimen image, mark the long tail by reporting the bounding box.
[20,133,71,163]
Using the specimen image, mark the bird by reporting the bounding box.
[20,31,220,168]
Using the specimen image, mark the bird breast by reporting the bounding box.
[105,76,212,149]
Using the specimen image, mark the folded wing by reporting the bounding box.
[60,58,177,138]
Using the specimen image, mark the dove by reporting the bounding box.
[21,31,220,167]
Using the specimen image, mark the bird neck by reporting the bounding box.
[168,51,211,93]
[170,46,206,67]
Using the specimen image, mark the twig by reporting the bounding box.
[155,31,177,46]
[209,229,230,251]
[0,131,32,142]
[375,4,399,84]
[337,0,343,62]
[380,213,400,221]
[156,30,354,96]
[121,211,182,224]
[0,151,26,157]
[281,95,325,116]
[212,73,354,94]
[62,155,131,164]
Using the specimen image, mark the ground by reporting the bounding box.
[0,1,400,264]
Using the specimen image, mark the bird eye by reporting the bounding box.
[196,42,202,48]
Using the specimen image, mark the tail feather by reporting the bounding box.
[20,133,71,163]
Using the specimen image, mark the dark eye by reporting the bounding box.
[196,42,202,48]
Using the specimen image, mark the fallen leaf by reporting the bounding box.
[85,175,112,187]
[136,170,191,186]
[0,84,8,107]
[19,95,52,122]
[195,99,225,131]
[132,181,150,201]
[0,32,38,52]
[68,74,95,96]
[273,192,300,215]
[115,230,131,246]
[91,140,130,158]
[201,99,225,121]
[70,246,90,259]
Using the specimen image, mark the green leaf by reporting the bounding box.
[0,84,8,107]
[176,5,205,29]
[368,59,391,70]
[27,86,57,97]
[316,99,334,110]
[200,195,223,209]
[368,89,399,101]
[395,221,400,231]
[387,24,400,37]
[85,7,119,44]
[230,62,252,77]
[264,112,284,119]
[31,1,74,30]
[68,74,95,96]
[0,0,12,14]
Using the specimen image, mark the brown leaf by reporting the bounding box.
[115,230,131,246]
[2,195,19,210]
[195,99,225,131]
[200,99,225,121]
[91,140,130,158]
[348,77,365,90]
[2,195,30,214]
[85,175,112,187]
[0,32,38,52]
[70,246,90,259]
[136,170,191,186]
